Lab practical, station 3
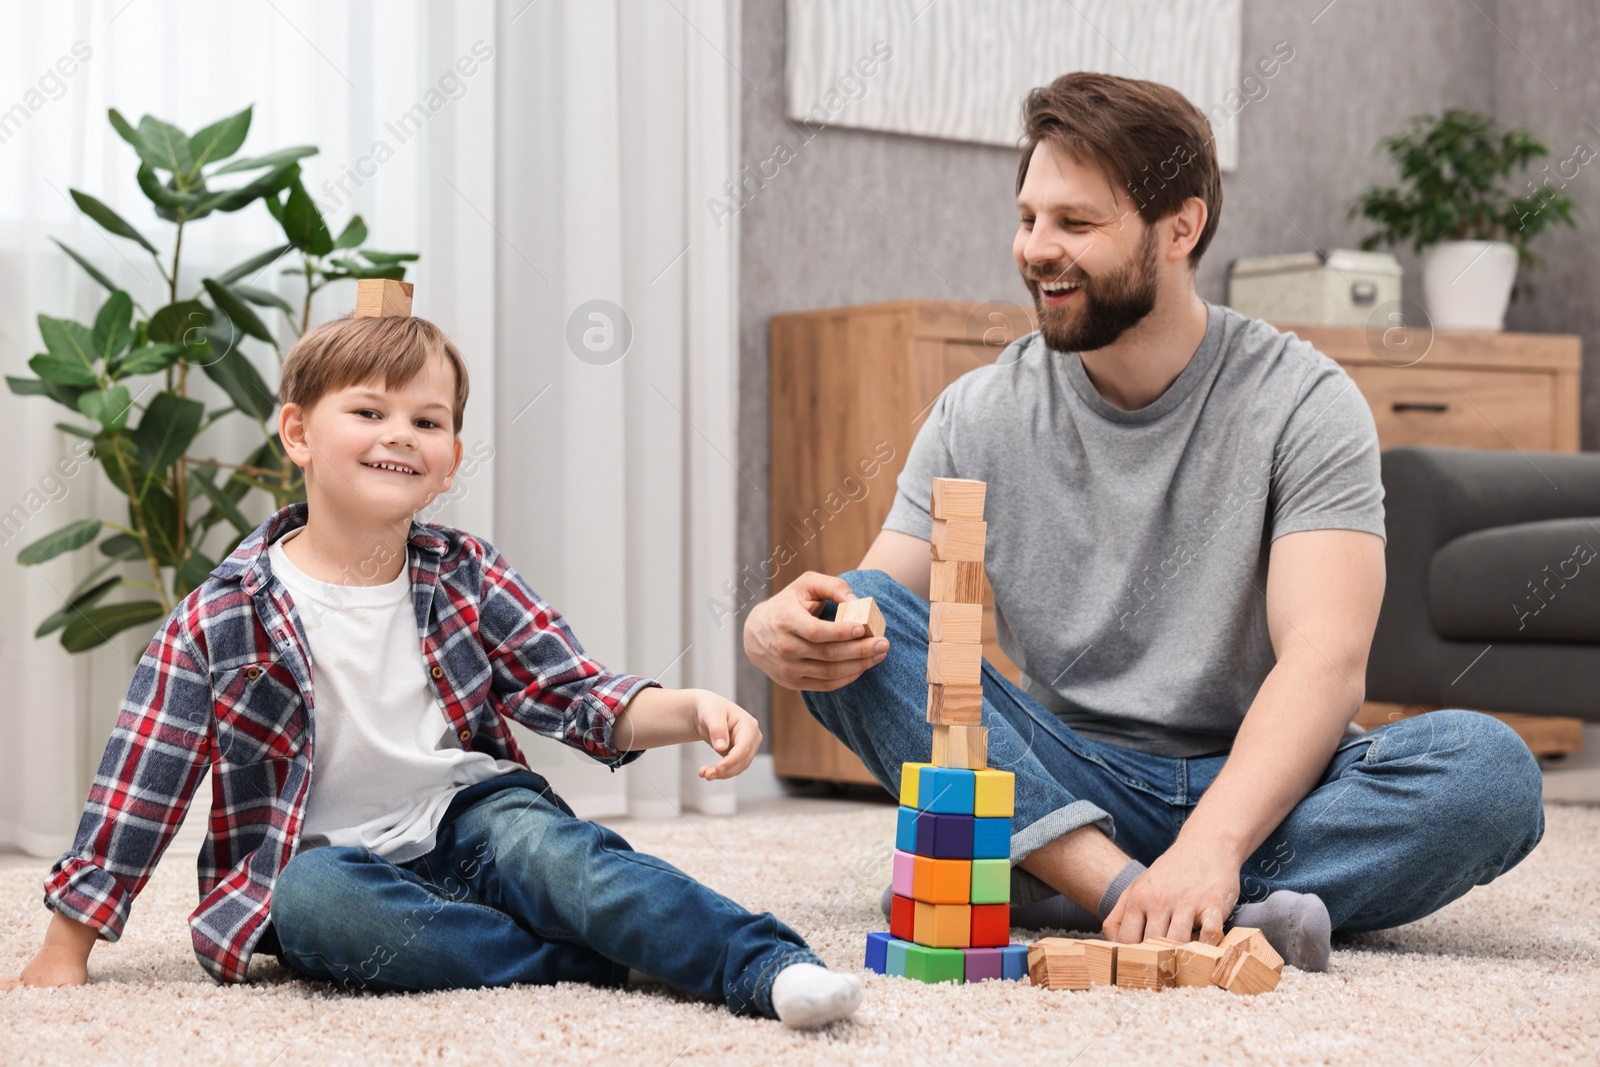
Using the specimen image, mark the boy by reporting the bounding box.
[2,309,862,1029]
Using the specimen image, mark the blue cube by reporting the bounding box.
[972,816,1010,859]
[917,767,976,814]
[1000,943,1028,980]
[915,812,975,858]
[895,806,919,853]
[864,931,892,974]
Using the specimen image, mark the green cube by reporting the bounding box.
[904,944,966,985]
[971,858,1010,904]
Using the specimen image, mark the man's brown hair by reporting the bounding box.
[1016,71,1222,268]
[278,315,470,434]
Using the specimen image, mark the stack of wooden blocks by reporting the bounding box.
[1027,926,1284,994]
[864,478,1029,984]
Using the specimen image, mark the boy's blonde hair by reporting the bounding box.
[278,315,470,434]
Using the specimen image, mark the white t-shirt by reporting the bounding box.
[270,527,522,862]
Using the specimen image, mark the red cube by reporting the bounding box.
[970,903,1010,947]
[890,893,915,941]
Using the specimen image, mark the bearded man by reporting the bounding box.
[742,72,1543,970]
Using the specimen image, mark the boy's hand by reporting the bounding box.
[692,691,762,781]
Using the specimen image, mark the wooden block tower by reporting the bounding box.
[864,478,1028,984]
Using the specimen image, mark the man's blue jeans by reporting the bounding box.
[266,771,820,1016]
[804,569,1546,931]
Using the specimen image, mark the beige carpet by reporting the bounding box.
[3,799,1598,1066]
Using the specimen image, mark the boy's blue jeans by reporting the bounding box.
[265,771,820,1016]
[805,569,1546,931]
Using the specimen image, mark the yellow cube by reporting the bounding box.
[972,769,1015,818]
[899,762,933,807]
[913,901,972,948]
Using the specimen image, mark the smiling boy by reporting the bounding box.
[4,309,861,1029]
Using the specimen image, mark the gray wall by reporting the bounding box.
[735,0,1596,724]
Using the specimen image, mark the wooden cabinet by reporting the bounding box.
[768,302,1028,784]
[768,305,1584,783]
[1281,325,1581,452]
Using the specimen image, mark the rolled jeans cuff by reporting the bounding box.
[1007,799,1116,907]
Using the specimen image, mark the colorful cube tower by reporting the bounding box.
[863,478,1028,984]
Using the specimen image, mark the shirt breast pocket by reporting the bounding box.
[211,658,309,764]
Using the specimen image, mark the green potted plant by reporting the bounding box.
[1349,108,1580,329]
[9,105,418,652]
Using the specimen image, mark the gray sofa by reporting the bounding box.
[1366,446,1600,722]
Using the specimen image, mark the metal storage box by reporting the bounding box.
[1227,249,1402,327]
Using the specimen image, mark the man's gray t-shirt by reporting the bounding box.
[881,302,1385,758]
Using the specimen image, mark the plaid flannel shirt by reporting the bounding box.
[42,501,658,984]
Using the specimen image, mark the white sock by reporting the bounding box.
[1231,890,1333,972]
[769,962,862,1029]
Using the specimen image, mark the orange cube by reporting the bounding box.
[912,856,972,904]
[913,901,972,948]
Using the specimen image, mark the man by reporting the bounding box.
[743,72,1543,970]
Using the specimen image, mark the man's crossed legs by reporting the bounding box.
[802,570,1545,964]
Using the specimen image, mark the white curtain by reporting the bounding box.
[0,0,742,856]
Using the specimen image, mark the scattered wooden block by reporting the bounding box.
[929,560,985,604]
[931,477,986,520]
[1215,947,1281,995]
[927,682,983,726]
[931,518,987,562]
[354,278,414,318]
[927,640,982,685]
[1173,941,1226,988]
[1115,943,1176,991]
[932,723,988,770]
[1219,927,1284,973]
[1027,937,1116,990]
[928,602,983,644]
[836,595,885,638]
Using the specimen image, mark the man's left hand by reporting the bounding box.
[1100,838,1240,945]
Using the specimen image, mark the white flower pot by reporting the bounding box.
[1421,240,1519,330]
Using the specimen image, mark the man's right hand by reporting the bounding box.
[744,571,889,692]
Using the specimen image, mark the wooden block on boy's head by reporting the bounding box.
[931,477,986,520]
[835,596,885,638]
[972,768,1015,817]
[354,278,414,318]
[927,641,982,686]
[929,560,985,604]
[927,682,983,726]
[931,723,988,770]
[928,602,983,644]
[931,519,987,562]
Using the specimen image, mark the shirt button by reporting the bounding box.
[245,667,262,680]
[458,728,471,743]
[431,666,444,679]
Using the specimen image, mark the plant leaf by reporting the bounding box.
[188,466,253,536]
[28,353,98,389]
[61,600,167,653]
[136,114,194,178]
[107,108,168,172]
[201,344,277,421]
[333,215,368,250]
[99,532,145,560]
[35,575,124,638]
[203,278,275,344]
[211,144,317,175]
[215,243,294,285]
[358,250,421,265]
[132,392,206,473]
[147,300,211,346]
[282,177,334,255]
[201,161,301,215]
[50,238,119,293]
[17,518,102,565]
[112,343,183,378]
[92,291,136,365]
[136,483,182,566]
[70,189,159,255]
[188,105,252,176]
[54,421,97,439]
[232,284,296,319]
[77,385,134,433]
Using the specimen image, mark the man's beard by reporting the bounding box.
[1027,225,1160,353]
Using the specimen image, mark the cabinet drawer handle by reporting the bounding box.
[1391,402,1449,413]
